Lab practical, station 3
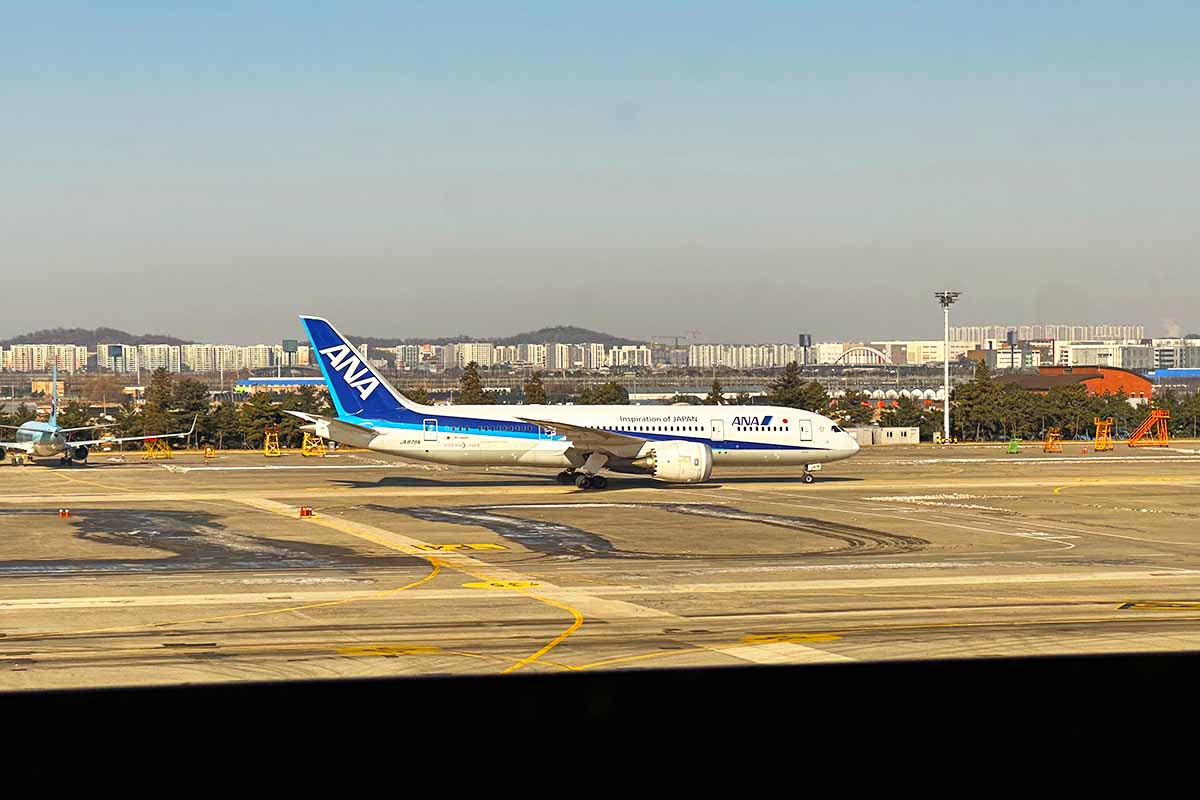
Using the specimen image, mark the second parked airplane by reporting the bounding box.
[290,316,859,488]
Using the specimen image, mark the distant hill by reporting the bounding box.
[349,326,644,348]
[0,327,192,348]
[349,333,476,348]
[496,326,643,347]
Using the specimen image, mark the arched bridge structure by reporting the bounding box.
[832,346,894,366]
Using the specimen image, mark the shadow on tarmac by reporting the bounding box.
[330,472,863,491]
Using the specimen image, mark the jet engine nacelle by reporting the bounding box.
[632,440,713,483]
[72,445,89,462]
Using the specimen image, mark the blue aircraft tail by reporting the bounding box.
[300,316,423,421]
[49,363,59,427]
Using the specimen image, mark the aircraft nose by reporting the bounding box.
[845,433,861,454]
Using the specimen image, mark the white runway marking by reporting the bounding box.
[872,455,1197,465]
[719,642,854,664]
[6,569,1190,613]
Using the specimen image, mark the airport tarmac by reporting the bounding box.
[3,443,1200,690]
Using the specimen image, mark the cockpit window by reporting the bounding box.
[831,425,843,433]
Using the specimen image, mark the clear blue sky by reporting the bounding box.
[3,3,1198,342]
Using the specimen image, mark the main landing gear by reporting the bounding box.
[555,470,608,490]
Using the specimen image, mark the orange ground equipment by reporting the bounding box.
[1093,417,1114,451]
[142,438,173,459]
[1043,427,1063,453]
[263,426,282,457]
[1128,409,1170,448]
[300,432,327,457]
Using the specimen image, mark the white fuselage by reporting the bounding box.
[11,422,70,459]
[330,403,859,470]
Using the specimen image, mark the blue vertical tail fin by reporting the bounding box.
[49,363,59,427]
[300,316,423,421]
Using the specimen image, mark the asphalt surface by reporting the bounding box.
[3,442,1200,689]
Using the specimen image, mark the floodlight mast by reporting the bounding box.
[934,291,962,443]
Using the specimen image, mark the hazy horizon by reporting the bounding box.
[4,4,1198,343]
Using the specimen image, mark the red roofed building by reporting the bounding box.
[996,366,1152,400]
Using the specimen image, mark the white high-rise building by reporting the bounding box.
[443,343,494,369]
[608,345,652,368]
[99,344,138,372]
[393,345,422,367]
[492,345,519,365]
[215,345,243,373]
[244,345,274,370]
[583,344,607,370]
[952,324,1145,342]
[546,343,571,370]
[9,344,89,373]
[517,343,547,368]
[181,344,216,373]
[137,344,182,373]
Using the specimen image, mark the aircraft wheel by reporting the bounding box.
[802,473,815,484]
[591,476,608,490]
[574,474,592,489]
[556,470,575,484]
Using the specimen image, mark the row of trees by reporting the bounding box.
[1,369,334,450]
[10,363,1199,449]
[949,363,1200,441]
[453,361,836,409]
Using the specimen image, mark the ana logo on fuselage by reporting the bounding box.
[319,344,380,401]
[732,415,773,427]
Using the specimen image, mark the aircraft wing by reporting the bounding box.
[58,423,118,434]
[67,415,198,448]
[0,441,34,453]
[516,416,645,450]
[282,410,380,449]
[282,410,376,434]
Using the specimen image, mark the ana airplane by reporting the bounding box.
[290,316,860,488]
[0,366,196,466]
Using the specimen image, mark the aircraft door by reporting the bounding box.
[711,419,724,442]
[797,420,813,441]
[423,419,439,441]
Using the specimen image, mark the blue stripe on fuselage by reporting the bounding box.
[339,414,826,452]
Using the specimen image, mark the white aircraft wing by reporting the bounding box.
[58,423,118,434]
[516,416,646,451]
[282,410,377,434]
[0,440,34,453]
[67,415,198,449]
